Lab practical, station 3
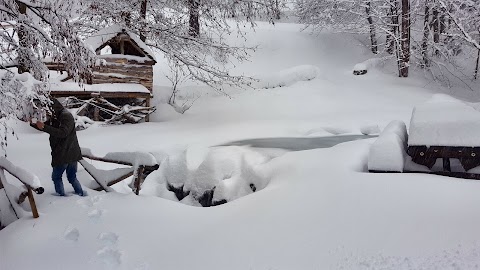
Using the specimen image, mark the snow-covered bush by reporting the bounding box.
[142,146,269,207]
[368,120,408,172]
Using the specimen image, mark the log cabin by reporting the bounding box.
[47,25,157,122]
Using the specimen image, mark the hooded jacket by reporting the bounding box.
[41,99,82,167]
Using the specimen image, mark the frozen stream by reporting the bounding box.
[221,134,377,151]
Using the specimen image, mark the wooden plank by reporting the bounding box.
[50,91,151,99]
[27,188,39,218]
[82,155,133,166]
[100,57,155,65]
[133,166,145,195]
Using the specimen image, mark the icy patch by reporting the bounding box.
[64,227,80,242]
[254,65,320,89]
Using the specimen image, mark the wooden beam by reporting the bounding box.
[50,91,151,99]
[27,188,39,218]
[133,166,144,195]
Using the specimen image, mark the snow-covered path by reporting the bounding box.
[2,22,480,270]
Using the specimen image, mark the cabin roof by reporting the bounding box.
[84,24,156,62]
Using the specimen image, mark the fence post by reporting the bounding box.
[27,187,39,218]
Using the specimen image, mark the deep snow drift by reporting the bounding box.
[2,21,480,270]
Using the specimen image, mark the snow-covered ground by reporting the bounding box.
[2,21,480,270]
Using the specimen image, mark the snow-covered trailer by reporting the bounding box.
[46,25,156,122]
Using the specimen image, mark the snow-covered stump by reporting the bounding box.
[353,63,367,75]
[80,148,159,194]
[368,120,408,173]
[0,157,44,228]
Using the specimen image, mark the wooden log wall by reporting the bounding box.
[93,58,154,92]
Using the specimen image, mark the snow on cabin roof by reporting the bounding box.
[408,94,480,147]
[84,24,156,62]
[48,82,150,94]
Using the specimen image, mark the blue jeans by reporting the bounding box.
[52,162,84,196]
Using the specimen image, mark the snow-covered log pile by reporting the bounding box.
[408,94,480,147]
[80,148,159,194]
[368,120,408,172]
[141,146,270,207]
[0,157,44,229]
[65,97,155,124]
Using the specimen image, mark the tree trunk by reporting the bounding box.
[421,0,430,68]
[475,49,480,80]
[16,1,28,74]
[431,5,439,55]
[274,0,281,20]
[386,0,399,55]
[140,0,147,42]
[121,11,132,28]
[365,1,378,54]
[399,0,410,77]
[188,0,200,37]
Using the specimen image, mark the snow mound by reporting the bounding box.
[142,146,270,206]
[409,94,480,147]
[368,120,408,172]
[254,65,320,89]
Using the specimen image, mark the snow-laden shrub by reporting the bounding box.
[367,120,408,172]
[142,146,270,206]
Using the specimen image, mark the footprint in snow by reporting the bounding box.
[97,246,122,268]
[77,195,102,208]
[98,232,119,246]
[88,209,104,221]
[64,227,80,242]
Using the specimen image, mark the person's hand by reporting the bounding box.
[36,121,45,130]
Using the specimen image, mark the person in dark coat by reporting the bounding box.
[31,98,86,196]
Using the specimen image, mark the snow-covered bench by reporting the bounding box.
[407,95,480,176]
[368,120,408,172]
[80,148,159,194]
[0,157,44,229]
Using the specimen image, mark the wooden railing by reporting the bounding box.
[80,150,159,195]
[0,160,44,219]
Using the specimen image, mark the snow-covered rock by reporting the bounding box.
[368,120,408,172]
